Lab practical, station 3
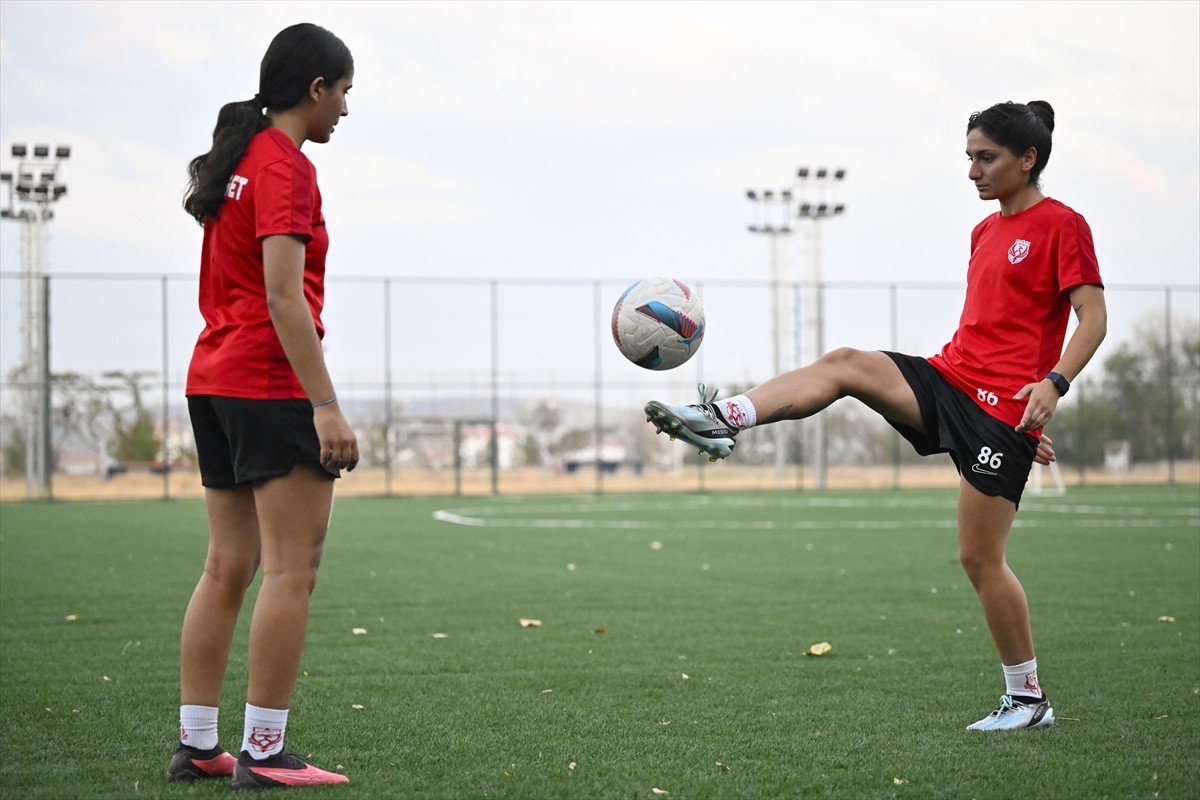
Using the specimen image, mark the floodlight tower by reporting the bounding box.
[746,188,796,484]
[795,166,845,490]
[1,142,70,498]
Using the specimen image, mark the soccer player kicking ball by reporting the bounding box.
[168,24,357,786]
[646,100,1107,731]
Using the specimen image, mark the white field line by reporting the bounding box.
[432,507,1200,531]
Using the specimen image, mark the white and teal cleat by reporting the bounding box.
[967,694,1055,731]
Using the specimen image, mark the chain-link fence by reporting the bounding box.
[1,272,1196,501]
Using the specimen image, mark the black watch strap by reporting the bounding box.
[1045,371,1070,397]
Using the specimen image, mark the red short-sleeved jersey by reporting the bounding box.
[186,127,329,399]
[928,198,1103,433]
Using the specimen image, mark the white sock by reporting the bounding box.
[242,703,289,760]
[717,395,757,430]
[1002,658,1043,699]
[180,704,220,751]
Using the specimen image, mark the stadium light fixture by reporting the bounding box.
[793,165,847,490]
[0,140,70,499]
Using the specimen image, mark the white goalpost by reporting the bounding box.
[1028,460,1067,496]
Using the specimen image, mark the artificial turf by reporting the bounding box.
[1,484,1197,799]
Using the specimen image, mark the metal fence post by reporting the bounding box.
[160,276,170,500]
[41,275,53,500]
[1165,287,1175,484]
[383,278,393,496]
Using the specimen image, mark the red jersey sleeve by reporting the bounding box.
[1056,211,1103,292]
[255,157,314,242]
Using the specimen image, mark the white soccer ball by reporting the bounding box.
[611,277,705,370]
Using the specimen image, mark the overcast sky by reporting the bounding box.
[0,0,1197,387]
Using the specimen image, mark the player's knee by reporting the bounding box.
[203,553,259,594]
[815,347,873,392]
[264,547,324,596]
[818,347,864,369]
[958,544,1002,585]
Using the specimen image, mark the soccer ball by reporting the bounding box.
[611,277,705,370]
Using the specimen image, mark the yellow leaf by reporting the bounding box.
[569,761,577,770]
[594,626,607,634]
[65,614,79,622]
[893,777,907,785]
[651,789,670,796]
[352,627,367,635]
[431,632,448,639]
[351,704,364,710]
[1158,616,1176,622]
[681,673,689,680]
[806,642,832,656]
[650,541,664,550]
[519,618,542,627]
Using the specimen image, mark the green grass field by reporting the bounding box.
[1,485,1197,799]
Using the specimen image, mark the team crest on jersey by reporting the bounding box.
[1008,239,1031,264]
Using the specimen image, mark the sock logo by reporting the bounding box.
[180,725,188,743]
[723,402,747,429]
[248,726,283,753]
[1024,673,1040,694]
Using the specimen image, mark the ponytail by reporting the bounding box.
[182,23,352,225]
[183,99,271,224]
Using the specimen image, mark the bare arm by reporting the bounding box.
[1014,283,1108,433]
[262,234,358,470]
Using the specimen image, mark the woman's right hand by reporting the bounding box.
[314,404,358,471]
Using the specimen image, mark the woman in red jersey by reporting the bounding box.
[168,24,357,788]
[646,100,1107,732]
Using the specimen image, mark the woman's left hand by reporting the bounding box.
[1033,434,1055,466]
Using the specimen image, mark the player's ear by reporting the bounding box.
[1021,147,1037,174]
[308,76,326,103]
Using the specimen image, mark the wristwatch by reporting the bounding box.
[1044,371,1070,397]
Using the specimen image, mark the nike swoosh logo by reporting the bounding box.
[971,464,998,476]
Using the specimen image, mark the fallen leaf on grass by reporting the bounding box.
[594,626,607,634]
[519,618,542,628]
[431,632,448,639]
[351,704,364,710]
[352,628,368,635]
[569,761,577,770]
[65,614,79,622]
[681,673,689,680]
[651,790,670,796]
[1158,616,1176,622]
[650,541,663,550]
[893,778,907,785]
[541,689,554,694]
[716,762,730,772]
[805,642,832,656]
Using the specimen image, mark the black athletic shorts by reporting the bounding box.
[187,396,340,488]
[883,352,1038,507]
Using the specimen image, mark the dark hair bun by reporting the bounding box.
[1028,100,1055,133]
